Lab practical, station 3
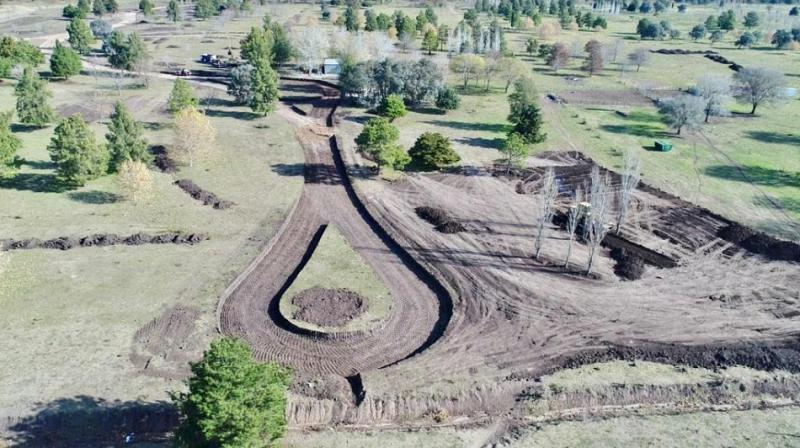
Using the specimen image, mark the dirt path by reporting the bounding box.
[218,81,449,376]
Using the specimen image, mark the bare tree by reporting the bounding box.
[694,74,731,122]
[733,66,787,115]
[293,27,328,73]
[627,48,649,72]
[657,95,705,135]
[533,168,558,260]
[615,151,640,234]
[586,166,611,275]
[564,186,583,268]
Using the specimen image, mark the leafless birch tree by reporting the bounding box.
[564,186,583,268]
[615,151,640,234]
[586,166,611,275]
[533,168,558,260]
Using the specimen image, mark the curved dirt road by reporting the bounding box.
[219,81,450,376]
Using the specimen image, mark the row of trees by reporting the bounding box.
[355,118,460,172]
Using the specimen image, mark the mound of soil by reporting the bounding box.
[150,145,177,173]
[415,206,450,226]
[435,221,466,234]
[610,247,646,280]
[174,179,234,210]
[291,287,365,328]
[0,232,207,251]
[717,223,800,262]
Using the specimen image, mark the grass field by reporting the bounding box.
[280,224,393,332]
[0,67,304,417]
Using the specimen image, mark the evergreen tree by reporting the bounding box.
[106,101,150,171]
[0,110,21,167]
[510,103,546,143]
[167,0,180,22]
[139,0,155,16]
[93,0,105,16]
[240,27,273,64]
[47,114,109,185]
[194,0,214,19]
[14,67,55,127]
[364,9,378,31]
[50,40,83,79]
[422,28,439,55]
[67,18,95,54]
[249,58,279,115]
[168,78,199,114]
[408,132,460,170]
[107,31,148,71]
[344,5,360,31]
[378,94,407,121]
[268,23,292,65]
[172,338,290,448]
[77,0,91,16]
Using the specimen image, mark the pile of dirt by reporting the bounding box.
[610,247,646,280]
[174,179,234,209]
[291,287,366,328]
[704,54,742,71]
[651,49,717,55]
[1,232,207,251]
[415,206,465,234]
[130,306,204,379]
[717,223,800,262]
[150,145,177,173]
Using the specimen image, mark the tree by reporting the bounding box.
[48,114,109,185]
[0,111,21,168]
[172,337,290,448]
[744,11,760,29]
[90,19,112,39]
[689,25,706,40]
[735,32,756,48]
[355,117,405,170]
[718,10,736,31]
[564,187,583,268]
[139,0,154,16]
[249,58,279,115]
[771,30,793,49]
[408,132,459,171]
[14,67,55,127]
[268,23,292,65]
[449,54,484,89]
[658,95,705,135]
[117,159,152,203]
[615,151,640,234]
[63,4,87,19]
[422,28,439,55]
[292,27,327,74]
[343,5,360,31]
[710,30,724,44]
[194,0,215,19]
[106,101,150,171]
[733,67,787,115]
[167,0,180,22]
[500,58,528,93]
[173,107,216,167]
[378,94,407,121]
[511,103,546,144]
[582,40,604,76]
[791,6,799,16]
[228,63,254,105]
[546,42,570,72]
[586,166,610,275]
[92,0,105,16]
[636,19,665,40]
[533,168,558,260]
[107,31,148,71]
[168,78,199,114]
[435,86,460,111]
[627,48,649,72]
[240,27,273,64]
[499,132,529,173]
[67,18,94,54]
[50,40,82,79]
[526,37,538,56]
[693,75,731,122]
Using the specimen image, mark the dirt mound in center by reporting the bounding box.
[291,287,365,328]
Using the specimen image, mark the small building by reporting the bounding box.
[322,58,340,75]
[655,140,673,152]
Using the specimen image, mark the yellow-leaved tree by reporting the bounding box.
[172,107,216,167]
[117,159,153,204]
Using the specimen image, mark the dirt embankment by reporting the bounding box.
[1,232,207,251]
[174,179,234,209]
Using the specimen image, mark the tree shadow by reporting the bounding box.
[20,159,56,170]
[11,123,46,133]
[409,106,446,115]
[271,162,305,177]
[745,130,800,146]
[600,123,668,138]
[7,395,177,447]
[203,108,261,120]
[705,165,800,189]
[0,173,73,193]
[199,97,236,108]
[423,120,509,133]
[754,195,800,214]
[454,136,504,149]
[67,190,122,204]
[142,121,170,131]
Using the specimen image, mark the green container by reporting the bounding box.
[655,140,672,152]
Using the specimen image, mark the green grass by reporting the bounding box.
[0,69,304,416]
[280,224,393,332]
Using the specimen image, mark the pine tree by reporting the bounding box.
[47,114,109,185]
[167,0,180,22]
[422,28,439,55]
[14,67,55,127]
[50,40,83,79]
[0,110,21,167]
[77,0,91,17]
[67,18,94,54]
[249,58,279,115]
[106,101,150,171]
[167,78,198,113]
[139,0,155,16]
[240,27,273,64]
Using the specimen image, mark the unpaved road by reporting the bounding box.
[218,81,449,376]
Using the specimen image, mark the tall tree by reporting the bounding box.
[249,58,279,115]
[733,66,787,115]
[106,101,150,171]
[615,151,640,234]
[47,114,109,185]
[168,78,199,114]
[546,42,570,72]
[173,107,216,167]
[50,40,82,79]
[0,110,21,168]
[107,31,148,71]
[67,18,95,54]
[117,159,152,203]
[422,28,439,55]
[564,187,583,268]
[167,0,180,22]
[658,95,705,135]
[268,23,292,65]
[694,75,731,122]
[355,117,402,170]
[627,48,650,72]
[344,5,360,32]
[228,63,254,105]
[14,67,55,127]
[499,132,529,174]
[533,168,558,260]
[586,166,611,275]
[240,26,273,64]
[172,338,290,448]
[138,0,154,16]
[582,40,604,76]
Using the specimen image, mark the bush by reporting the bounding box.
[435,86,460,111]
[408,132,459,171]
[377,94,407,121]
[50,41,82,79]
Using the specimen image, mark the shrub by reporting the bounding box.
[377,94,407,121]
[435,86,460,111]
[408,132,459,171]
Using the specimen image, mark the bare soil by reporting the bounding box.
[0,232,207,250]
[174,179,234,209]
[291,287,366,328]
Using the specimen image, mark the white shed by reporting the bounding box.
[323,58,341,75]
